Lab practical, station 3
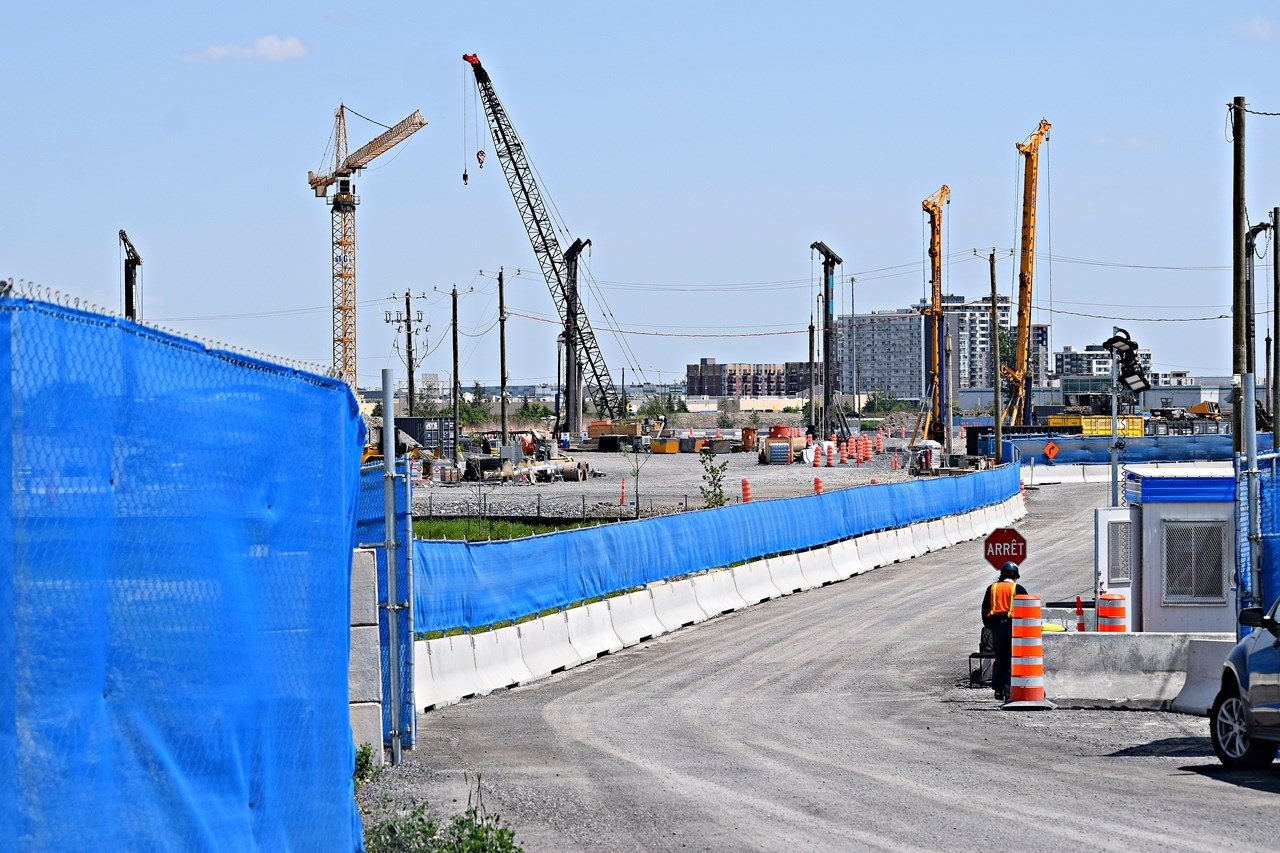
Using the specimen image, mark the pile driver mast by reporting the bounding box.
[920,185,950,446]
[308,105,426,387]
[1001,118,1051,426]
[119,229,142,320]
[463,53,623,421]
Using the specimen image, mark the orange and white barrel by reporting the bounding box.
[826,445,835,467]
[1098,593,1127,632]
[813,477,824,495]
[741,478,752,503]
[1009,594,1046,703]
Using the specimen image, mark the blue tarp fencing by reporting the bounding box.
[413,463,1020,633]
[355,462,414,751]
[1,294,366,851]
[985,433,1275,466]
[1247,454,1280,616]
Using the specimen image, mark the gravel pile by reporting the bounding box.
[410,442,916,518]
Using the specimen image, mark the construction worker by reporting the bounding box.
[981,562,1027,702]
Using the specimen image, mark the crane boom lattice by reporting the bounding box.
[464,54,622,420]
[1002,118,1050,426]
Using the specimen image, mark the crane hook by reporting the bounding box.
[462,168,469,186]
[476,150,486,168]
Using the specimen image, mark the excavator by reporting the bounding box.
[1001,119,1051,427]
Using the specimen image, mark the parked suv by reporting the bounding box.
[1210,598,1280,768]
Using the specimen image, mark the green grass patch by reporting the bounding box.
[413,517,602,542]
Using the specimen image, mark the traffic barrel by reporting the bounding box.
[741,478,752,503]
[1005,593,1056,710]
[813,445,821,468]
[839,442,848,465]
[620,475,626,506]
[826,445,835,467]
[890,453,899,471]
[814,477,824,495]
[875,432,884,454]
[1098,593,1126,632]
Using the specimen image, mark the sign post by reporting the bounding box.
[984,527,1027,570]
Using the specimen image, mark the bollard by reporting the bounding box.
[1098,593,1126,632]
[814,477,824,495]
[741,478,752,503]
[620,475,627,506]
[1005,594,1056,710]
[1075,595,1086,632]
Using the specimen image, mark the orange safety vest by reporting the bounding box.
[986,580,1018,619]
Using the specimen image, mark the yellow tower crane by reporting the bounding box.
[308,105,426,387]
[1001,118,1051,426]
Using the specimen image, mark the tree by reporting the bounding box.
[698,448,730,508]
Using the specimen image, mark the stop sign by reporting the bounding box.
[984,527,1027,570]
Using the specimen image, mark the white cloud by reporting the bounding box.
[1244,16,1274,41]
[186,35,306,63]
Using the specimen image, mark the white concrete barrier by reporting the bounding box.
[566,599,624,661]
[1043,631,1233,710]
[1171,639,1235,716]
[957,508,979,542]
[607,589,667,647]
[692,569,749,615]
[906,523,931,555]
[471,624,534,694]
[1009,494,1028,522]
[893,526,920,562]
[816,541,858,581]
[732,559,783,605]
[650,578,709,631]
[858,531,891,568]
[767,554,814,593]
[518,612,583,681]
[416,635,482,710]
[924,519,949,552]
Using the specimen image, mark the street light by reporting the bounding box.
[1101,327,1151,505]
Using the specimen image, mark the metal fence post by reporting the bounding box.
[381,370,403,766]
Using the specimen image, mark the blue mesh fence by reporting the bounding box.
[355,462,414,751]
[2,294,366,850]
[987,433,1274,465]
[1256,455,1280,613]
[413,463,1019,632]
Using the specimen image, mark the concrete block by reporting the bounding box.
[650,578,709,631]
[767,554,814,593]
[518,612,582,681]
[1171,639,1235,717]
[797,546,842,585]
[350,549,378,627]
[349,624,383,704]
[418,634,481,710]
[350,702,384,766]
[472,624,534,693]
[1042,631,1233,710]
[731,559,783,605]
[566,600,624,661]
[856,531,888,568]
[691,568,749,615]
[608,589,667,646]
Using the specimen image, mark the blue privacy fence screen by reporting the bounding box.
[987,434,1275,466]
[356,461,415,751]
[1,294,367,851]
[1254,456,1280,612]
[413,463,1020,633]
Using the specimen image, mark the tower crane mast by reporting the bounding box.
[119,229,142,320]
[1002,118,1050,426]
[463,53,623,421]
[921,185,950,446]
[308,105,426,387]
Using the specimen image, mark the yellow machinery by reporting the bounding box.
[1001,119,1051,426]
[915,185,950,447]
[308,106,426,387]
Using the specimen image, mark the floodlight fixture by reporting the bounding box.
[1102,327,1137,355]
[1119,370,1151,393]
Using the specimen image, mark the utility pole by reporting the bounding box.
[498,267,508,447]
[987,250,1003,465]
[1273,207,1279,450]
[1232,96,1247,452]
[451,285,460,468]
[385,290,426,416]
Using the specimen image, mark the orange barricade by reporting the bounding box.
[813,477,824,495]
[1098,593,1127,632]
[741,478,752,503]
[1009,594,1046,704]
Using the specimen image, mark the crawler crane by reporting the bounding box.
[463,53,623,421]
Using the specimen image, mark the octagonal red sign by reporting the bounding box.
[984,527,1027,570]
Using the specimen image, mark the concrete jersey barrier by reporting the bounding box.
[1042,632,1233,710]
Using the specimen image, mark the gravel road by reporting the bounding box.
[365,480,1278,851]
[411,442,915,518]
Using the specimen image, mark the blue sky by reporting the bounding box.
[5,4,1280,391]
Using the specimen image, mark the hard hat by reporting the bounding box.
[1000,561,1020,578]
